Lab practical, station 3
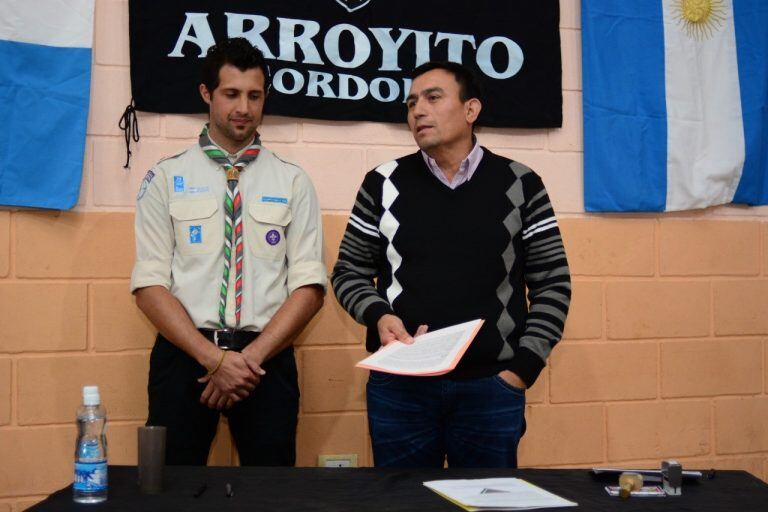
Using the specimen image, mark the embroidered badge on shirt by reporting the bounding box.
[261,195,288,204]
[137,170,155,200]
[265,229,281,245]
[189,225,202,244]
[173,176,185,193]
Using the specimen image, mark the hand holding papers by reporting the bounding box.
[357,319,484,376]
[424,478,577,511]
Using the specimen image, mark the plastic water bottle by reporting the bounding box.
[73,385,108,504]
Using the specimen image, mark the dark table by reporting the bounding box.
[29,465,768,511]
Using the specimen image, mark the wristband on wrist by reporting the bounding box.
[207,350,226,376]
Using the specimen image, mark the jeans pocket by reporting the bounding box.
[367,370,395,387]
[493,375,526,395]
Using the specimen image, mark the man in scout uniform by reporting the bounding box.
[131,38,326,465]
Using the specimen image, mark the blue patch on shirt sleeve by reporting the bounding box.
[261,195,288,204]
[136,170,155,201]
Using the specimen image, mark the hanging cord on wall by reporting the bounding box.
[118,98,140,169]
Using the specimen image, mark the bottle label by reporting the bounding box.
[74,461,107,492]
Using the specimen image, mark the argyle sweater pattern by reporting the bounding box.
[331,149,571,385]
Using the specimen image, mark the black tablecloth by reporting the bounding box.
[29,466,768,511]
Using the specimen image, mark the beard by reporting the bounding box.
[223,121,256,143]
[211,115,259,148]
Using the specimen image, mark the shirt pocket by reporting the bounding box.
[247,202,291,260]
[169,197,220,256]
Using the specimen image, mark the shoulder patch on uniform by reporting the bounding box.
[137,169,156,201]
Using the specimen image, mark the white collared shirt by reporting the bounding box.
[421,138,484,189]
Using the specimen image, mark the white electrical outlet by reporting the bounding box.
[318,454,358,468]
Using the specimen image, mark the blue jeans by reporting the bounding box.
[366,372,526,468]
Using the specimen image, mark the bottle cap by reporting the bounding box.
[82,385,100,406]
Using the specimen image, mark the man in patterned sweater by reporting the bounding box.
[332,62,571,468]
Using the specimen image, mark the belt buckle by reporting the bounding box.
[213,329,235,350]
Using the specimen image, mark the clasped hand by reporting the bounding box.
[198,350,265,410]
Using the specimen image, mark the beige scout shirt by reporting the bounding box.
[131,142,326,332]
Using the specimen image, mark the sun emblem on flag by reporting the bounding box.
[674,0,726,40]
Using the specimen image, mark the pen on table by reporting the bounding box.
[226,482,234,498]
[193,483,207,498]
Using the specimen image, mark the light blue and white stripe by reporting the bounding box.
[0,0,94,209]
[583,0,768,212]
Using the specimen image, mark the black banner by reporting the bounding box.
[129,0,562,127]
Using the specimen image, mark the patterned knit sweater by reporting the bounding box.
[331,149,571,385]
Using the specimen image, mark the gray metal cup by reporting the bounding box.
[137,426,166,494]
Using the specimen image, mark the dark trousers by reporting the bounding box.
[147,335,299,466]
[366,371,526,468]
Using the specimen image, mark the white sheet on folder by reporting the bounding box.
[356,319,483,376]
[424,478,577,511]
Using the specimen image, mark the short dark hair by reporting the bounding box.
[201,38,271,94]
[410,61,482,103]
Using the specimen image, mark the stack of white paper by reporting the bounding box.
[423,478,577,511]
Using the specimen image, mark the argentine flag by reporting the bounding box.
[0,0,94,209]
[583,0,768,212]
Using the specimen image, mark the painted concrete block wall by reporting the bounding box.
[1,1,767,509]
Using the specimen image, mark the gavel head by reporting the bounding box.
[618,472,644,499]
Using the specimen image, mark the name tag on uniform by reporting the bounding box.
[189,225,202,244]
[261,195,288,204]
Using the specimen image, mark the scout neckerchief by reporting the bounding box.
[199,125,261,328]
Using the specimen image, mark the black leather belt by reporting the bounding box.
[199,329,259,352]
